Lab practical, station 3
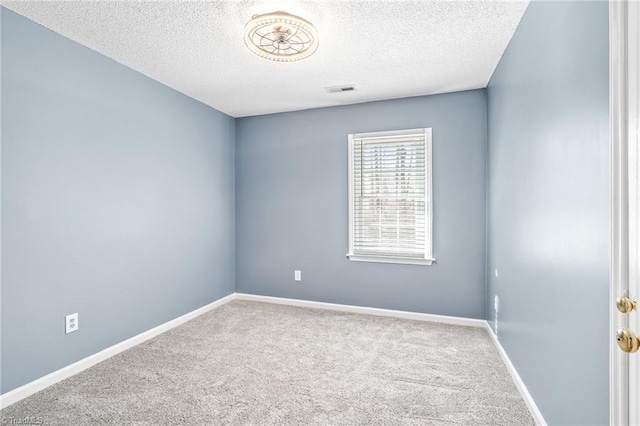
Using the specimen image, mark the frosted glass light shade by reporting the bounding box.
[244,11,319,62]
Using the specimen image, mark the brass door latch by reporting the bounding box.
[616,295,639,353]
[617,328,640,353]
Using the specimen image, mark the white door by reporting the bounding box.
[611,1,640,424]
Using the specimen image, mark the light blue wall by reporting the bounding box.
[1,9,235,393]
[236,91,487,318]
[486,1,609,424]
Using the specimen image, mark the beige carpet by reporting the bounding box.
[1,300,534,425]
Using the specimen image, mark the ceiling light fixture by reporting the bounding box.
[244,11,319,62]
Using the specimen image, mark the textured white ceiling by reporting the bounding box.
[3,0,529,117]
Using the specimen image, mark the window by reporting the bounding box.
[347,128,433,265]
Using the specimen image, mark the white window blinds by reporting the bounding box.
[347,128,433,265]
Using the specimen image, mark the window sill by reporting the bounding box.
[346,254,435,266]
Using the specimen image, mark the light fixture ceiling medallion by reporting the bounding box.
[244,11,319,62]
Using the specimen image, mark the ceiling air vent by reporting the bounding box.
[325,85,356,94]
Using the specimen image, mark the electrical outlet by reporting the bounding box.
[66,313,78,334]
[494,295,499,337]
[294,270,302,281]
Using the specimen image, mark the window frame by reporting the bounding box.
[347,127,434,266]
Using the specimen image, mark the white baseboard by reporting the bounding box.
[484,323,547,425]
[0,293,236,410]
[2,291,543,426]
[234,293,486,327]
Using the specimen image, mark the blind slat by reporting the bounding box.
[353,136,425,143]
